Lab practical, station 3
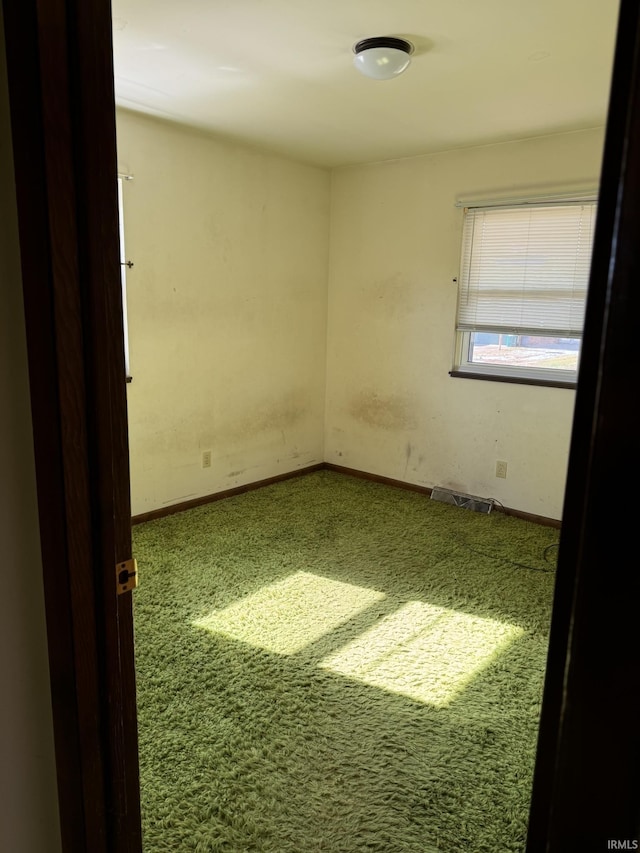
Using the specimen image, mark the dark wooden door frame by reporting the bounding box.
[2,0,639,850]
[1,0,140,851]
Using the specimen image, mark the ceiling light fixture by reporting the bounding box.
[353,36,414,81]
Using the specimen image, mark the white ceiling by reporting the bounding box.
[112,0,619,168]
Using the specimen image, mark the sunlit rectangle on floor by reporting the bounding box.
[193,570,385,655]
[320,601,523,707]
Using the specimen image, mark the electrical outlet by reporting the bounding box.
[495,460,508,479]
[202,450,212,469]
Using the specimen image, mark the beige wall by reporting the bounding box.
[116,110,331,516]
[0,14,62,852]
[325,128,605,519]
[117,112,603,520]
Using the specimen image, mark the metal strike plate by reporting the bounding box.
[116,558,138,595]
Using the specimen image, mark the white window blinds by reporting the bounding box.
[456,201,597,337]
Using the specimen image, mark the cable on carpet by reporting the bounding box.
[464,497,560,573]
[462,541,557,573]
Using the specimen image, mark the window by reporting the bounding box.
[117,177,132,383]
[451,199,597,387]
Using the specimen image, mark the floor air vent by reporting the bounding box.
[430,487,494,514]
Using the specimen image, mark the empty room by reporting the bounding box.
[111,1,618,850]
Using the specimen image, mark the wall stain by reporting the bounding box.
[349,391,417,432]
[369,274,416,318]
[223,389,308,442]
[404,442,412,477]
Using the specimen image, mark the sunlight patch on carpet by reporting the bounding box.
[193,570,385,655]
[320,601,524,707]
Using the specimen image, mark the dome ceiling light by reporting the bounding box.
[352,36,414,81]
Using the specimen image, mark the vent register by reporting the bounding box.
[430,487,494,514]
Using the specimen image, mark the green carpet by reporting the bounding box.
[132,470,557,853]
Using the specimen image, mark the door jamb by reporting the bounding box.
[1,0,141,850]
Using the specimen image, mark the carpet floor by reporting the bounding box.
[132,470,558,853]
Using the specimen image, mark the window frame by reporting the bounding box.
[117,176,133,383]
[450,197,597,389]
[451,330,580,388]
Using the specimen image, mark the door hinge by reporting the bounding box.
[116,558,138,594]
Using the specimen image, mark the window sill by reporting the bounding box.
[449,369,576,389]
